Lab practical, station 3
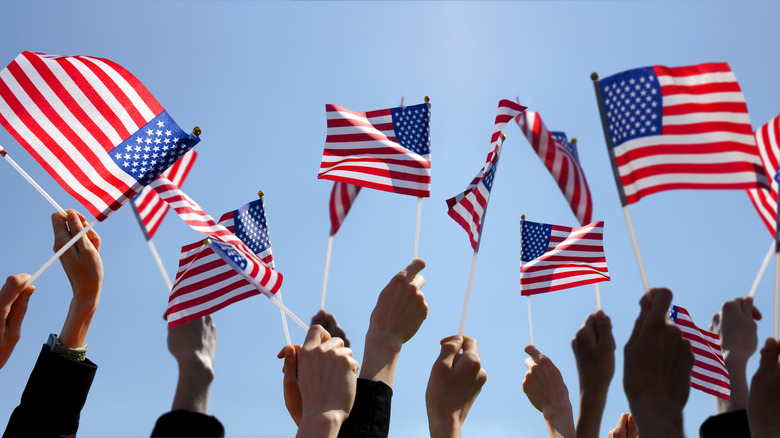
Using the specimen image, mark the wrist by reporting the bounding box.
[629,399,684,436]
[59,301,97,349]
[428,413,461,438]
[297,410,346,438]
[359,331,403,384]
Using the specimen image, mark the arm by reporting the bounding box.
[360,258,427,387]
[748,337,780,438]
[426,335,487,438]
[296,325,360,438]
[623,288,693,438]
[522,345,575,438]
[571,311,615,438]
[0,274,35,369]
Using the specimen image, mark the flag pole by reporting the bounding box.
[131,202,173,291]
[592,72,649,292]
[594,283,602,311]
[320,234,334,310]
[412,96,430,260]
[29,218,100,285]
[520,216,535,344]
[775,247,779,339]
[268,294,309,332]
[457,133,505,336]
[527,295,535,345]
[749,240,774,298]
[1,146,66,215]
[259,190,292,345]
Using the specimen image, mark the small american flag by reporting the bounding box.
[520,219,609,295]
[329,181,361,236]
[596,62,768,205]
[746,114,780,237]
[318,101,431,197]
[446,99,526,250]
[515,111,593,225]
[167,196,281,328]
[0,51,200,220]
[668,305,731,400]
[132,150,197,240]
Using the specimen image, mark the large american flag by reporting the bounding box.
[668,305,730,400]
[132,150,197,240]
[167,197,281,328]
[746,114,780,237]
[515,111,593,225]
[446,99,526,250]
[596,62,768,205]
[318,101,431,197]
[520,219,609,295]
[329,181,361,236]
[0,51,199,220]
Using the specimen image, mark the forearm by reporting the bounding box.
[59,296,99,349]
[171,360,214,413]
[297,412,344,438]
[629,400,684,437]
[428,415,461,438]
[359,332,402,387]
[717,356,748,413]
[575,389,608,437]
[543,403,576,438]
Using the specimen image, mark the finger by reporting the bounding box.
[594,311,615,349]
[626,413,638,438]
[709,312,720,332]
[411,274,425,289]
[5,284,34,340]
[304,324,329,348]
[51,211,72,252]
[576,313,597,345]
[401,258,426,282]
[0,274,32,311]
[758,337,779,372]
[646,288,673,327]
[524,356,535,370]
[628,291,653,343]
[745,296,763,320]
[347,355,361,372]
[437,335,463,365]
[310,310,328,327]
[65,210,91,253]
[322,336,345,350]
[524,344,541,361]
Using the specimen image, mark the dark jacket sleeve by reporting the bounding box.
[699,409,750,438]
[337,379,393,438]
[3,344,97,438]
[150,410,224,437]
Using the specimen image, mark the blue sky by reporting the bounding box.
[1,1,779,436]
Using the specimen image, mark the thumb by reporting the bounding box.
[437,335,463,365]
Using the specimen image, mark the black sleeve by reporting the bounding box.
[337,379,393,438]
[150,410,224,437]
[699,409,750,438]
[3,344,97,438]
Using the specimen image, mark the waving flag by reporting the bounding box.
[515,111,593,225]
[318,101,431,197]
[668,305,730,400]
[0,51,199,220]
[595,62,768,205]
[446,99,526,250]
[132,150,198,240]
[167,196,281,328]
[329,181,361,236]
[746,114,780,236]
[520,219,609,295]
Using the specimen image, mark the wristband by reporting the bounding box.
[47,333,87,362]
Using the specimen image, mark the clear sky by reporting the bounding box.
[1,1,779,437]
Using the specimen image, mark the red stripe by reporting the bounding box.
[662,101,748,116]
[168,288,260,329]
[94,55,163,115]
[621,161,766,183]
[615,143,760,165]
[660,81,743,97]
[627,181,767,204]
[662,121,753,136]
[654,63,733,78]
[75,56,149,129]
[320,153,430,170]
[521,275,608,296]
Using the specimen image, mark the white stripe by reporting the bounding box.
[623,171,766,198]
[663,92,747,107]
[662,112,751,126]
[521,265,609,279]
[614,133,755,153]
[79,56,156,122]
[319,169,429,191]
[617,151,764,177]
[656,71,737,87]
[522,273,609,291]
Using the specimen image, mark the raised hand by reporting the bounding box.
[522,345,575,438]
[0,274,35,369]
[571,311,615,437]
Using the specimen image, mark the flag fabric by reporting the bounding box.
[446,99,526,250]
[0,51,199,220]
[515,111,593,225]
[596,62,768,205]
[519,219,609,295]
[329,181,361,236]
[746,114,780,236]
[167,197,281,328]
[0,145,6,157]
[132,150,198,240]
[318,101,431,197]
[668,304,731,400]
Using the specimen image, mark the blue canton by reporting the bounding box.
[599,67,662,148]
[521,220,552,262]
[668,305,679,322]
[482,162,497,193]
[551,131,580,163]
[233,199,272,256]
[211,240,248,271]
[391,102,431,157]
[774,168,779,184]
[109,110,199,186]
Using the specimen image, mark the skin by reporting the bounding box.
[0,274,35,369]
[168,315,217,414]
[426,335,487,438]
[608,413,637,438]
[522,345,575,438]
[571,310,615,438]
[748,337,780,438]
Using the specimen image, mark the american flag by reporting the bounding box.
[132,150,197,240]
[519,219,609,296]
[329,181,361,236]
[746,114,780,237]
[0,51,200,220]
[446,99,526,250]
[668,305,731,400]
[167,197,281,328]
[515,111,593,225]
[596,62,768,205]
[318,101,431,197]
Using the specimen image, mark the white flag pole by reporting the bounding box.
[29,218,100,284]
[458,250,479,336]
[527,296,535,345]
[130,202,173,291]
[2,147,66,215]
[594,283,602,311]
[775,249,779,339]
[276,290,292,346]
[622,206,649,292]
[749,241,774,298]
[413,196,422,259]
[320,234,334,310]
[268,294,309,333]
